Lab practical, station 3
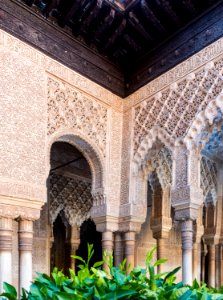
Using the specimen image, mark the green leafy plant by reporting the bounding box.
[1,245,223,300]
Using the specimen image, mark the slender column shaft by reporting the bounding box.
[18,219,33,292]
[193,242,201,281]
[157,238,165,273]
[124,231,135,271]
[181,220,193,285]
[114,232,123,267]
[208,244,215,287]
[102,231,113,271]
[0,217,13,292]
[70,225,80,272]
[215,244,221,289]
[221,246,223,287]
[201,244,207,282]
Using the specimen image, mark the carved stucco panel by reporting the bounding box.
[49,174,93,226]
[47,77,108,157]
[0,48,47,203]
[133,55,223,159]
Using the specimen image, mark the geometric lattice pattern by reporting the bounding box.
[150,147,172,189]
[200,156,217,204]
[49,174,93,226]
[134,58,223,155]
[47,77,108,156]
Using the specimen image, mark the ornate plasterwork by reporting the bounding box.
[49,174,93,226]
[0,30,122,111]
[149,147,172,189]
[133,57,223,160]
[200,156,217,205]
[47,77,108,156]
[126,38,223,108]
[0,204,40,221]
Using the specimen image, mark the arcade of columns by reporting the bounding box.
[0,29,223,292]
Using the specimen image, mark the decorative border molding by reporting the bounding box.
[0,178,46,203]
[125,38,223,110]
[0,0,125,97]
[0,29,123,112]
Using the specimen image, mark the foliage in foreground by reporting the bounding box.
[1,245,223,300]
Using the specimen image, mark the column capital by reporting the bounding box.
[0,217,13,251]
[94,216,119,232]
[18,219,33,251]
[181,219,194,251]
[124,231,135,241]
[119,218,142,233]
[0,203,41,221]
[150,216,172,239]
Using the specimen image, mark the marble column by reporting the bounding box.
[193,242,201,282]
[157,238,165,273]
[114,232,123,267]
[220,245,223,287]
[70,225,80,271]
[18,219,33,292]
[102,231,113,270]
[208,244,215,287]
[215,244,221,289]
[181,220,193,285]
[0,217,13,292]
[124,231,135,270]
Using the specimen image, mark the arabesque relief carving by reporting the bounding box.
[47,77,108,156]
[133,57,223,157]
[49,174,93,226]
[200,156,217,205]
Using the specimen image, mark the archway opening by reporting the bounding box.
[48,141,102,273]
[76,219,102,268]
[51,213,71,273]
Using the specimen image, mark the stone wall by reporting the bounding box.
[1,27,223,286]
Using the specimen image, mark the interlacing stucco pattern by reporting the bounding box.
[47,77,108,156]
[133,58,223,156]
[200,156,217,204]
[49,174,93,226]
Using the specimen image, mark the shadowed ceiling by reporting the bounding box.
[1,0,223,96]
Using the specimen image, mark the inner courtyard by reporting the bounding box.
[0,0,223,295]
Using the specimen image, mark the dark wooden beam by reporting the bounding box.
[124,1,223,96]
[0,0,125,97]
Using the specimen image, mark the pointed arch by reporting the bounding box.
[184,94,223,148]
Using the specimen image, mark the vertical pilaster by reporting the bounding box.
[124,231,135,270]
[208,244,215,287]
[0,217,13,292]
[181,220,193,285]
[18,219,33,291]
[114,232,123,267]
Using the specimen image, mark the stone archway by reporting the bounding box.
[33,132,105,275]
[48,139,103,273]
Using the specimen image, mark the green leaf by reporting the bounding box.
[71,256,86,265]
[92,261,104,268]
[55,292,79,300]
[164,266,181,284]
[146,246,157,265]
[0,293,17,300]
[154,258,168,267]
[2,283,17,299]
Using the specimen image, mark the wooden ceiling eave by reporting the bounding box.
[0,0,223,97]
